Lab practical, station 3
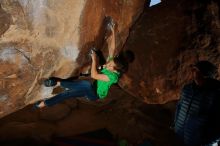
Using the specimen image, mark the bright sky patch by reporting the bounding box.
[150,0,161,7]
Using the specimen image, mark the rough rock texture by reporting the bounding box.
[177,0,220,83]
[0,0,220,145]
[0,0,145,118]
[120,0,220,104]
[0,87,181,146]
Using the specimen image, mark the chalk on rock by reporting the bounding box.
[106,16,115,30]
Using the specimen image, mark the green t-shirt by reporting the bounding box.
[96,68,120,99]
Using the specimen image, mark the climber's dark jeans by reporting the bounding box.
[44,80,98,107]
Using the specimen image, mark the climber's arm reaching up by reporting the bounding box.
[108,26,116,58]
[90,52,109,82]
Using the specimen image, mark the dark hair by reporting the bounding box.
[122,50,135,63]
[113,57,126,73]
[194,60,217,78]
[113,50,135,73]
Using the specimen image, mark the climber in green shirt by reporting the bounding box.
[91,21,123,99]
[34,18,131,108]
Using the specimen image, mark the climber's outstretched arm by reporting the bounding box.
[106,26,116,61]
[91,52,109,81]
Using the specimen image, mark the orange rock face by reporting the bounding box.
[0,0,145,118]
[0,0,219,145]
[119,0,220,104]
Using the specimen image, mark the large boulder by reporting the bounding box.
[0,0,145,118]
[119,0,220,104]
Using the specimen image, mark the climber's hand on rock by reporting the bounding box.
[91,52,97,62]
[110,25,114,33]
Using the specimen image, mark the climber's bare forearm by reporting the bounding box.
[91,54,109,81]
[108,28,116,57]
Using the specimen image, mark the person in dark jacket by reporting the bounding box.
[174,60,220,146]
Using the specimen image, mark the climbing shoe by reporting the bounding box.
[43,77,57,87]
